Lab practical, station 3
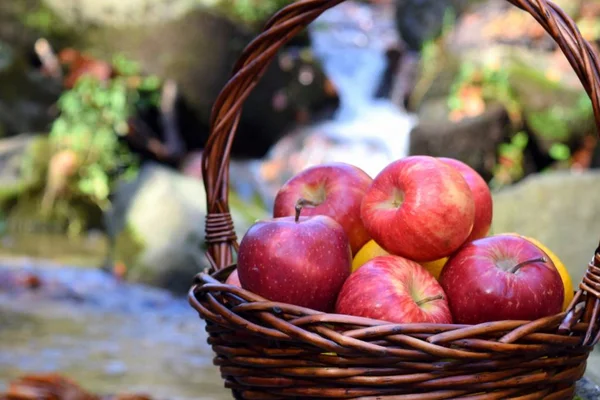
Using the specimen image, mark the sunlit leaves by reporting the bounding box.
[47,55,160,208]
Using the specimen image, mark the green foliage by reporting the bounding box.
[549,142,571,161]
[214,0,295,24]
[48,54,162,210]
[448,61,521,122]
[409,8,459,109]
[445,51,595,187]
[490,131,529,189]
[10,2,73,40]
[527,93,593,143]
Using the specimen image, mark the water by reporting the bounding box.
[2,258,600,400]
[305,1,417,178]
[242,1,418,207]
[0,259,230,399]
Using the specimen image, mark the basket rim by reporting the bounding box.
[189,260,598,347]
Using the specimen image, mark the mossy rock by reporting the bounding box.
[411,24,595,156]
[409,99,511,180]
[31,0,333,159]
[0,42,60,137]
[105,162,268,293]
[490,170,600,287]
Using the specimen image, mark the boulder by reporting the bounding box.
[0,1,76,51]
[1,0,338,159]
[463,2,593,138]
[0,134,48,206]
[0,134,39,187]
[38,0,337,159]
[0,41,60,137]
[491,169,600,386]
[406,0,597,177]
[490,170,600,287]
[408,99,511,181]
[105,162,268,294]
[395,0,477,51]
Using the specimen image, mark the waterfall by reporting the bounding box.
[305,0,418,178]
[237,1,419,208]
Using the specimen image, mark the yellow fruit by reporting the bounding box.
[421,257,449,280]
[352,240,448,279]
[352,240,389,272]
[507,233,574,311]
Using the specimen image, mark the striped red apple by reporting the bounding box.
[360,156,476,262]
[273,162,373,255]
[438,157,493,242]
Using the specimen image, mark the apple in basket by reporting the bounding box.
[273,162,373,255]
[438,157,493,242]
[360,155,475,262]
[335,255,453,324]
[225,270,241,287]
[237,200,352,312]
[439,234,565,324]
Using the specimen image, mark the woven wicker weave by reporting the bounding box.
[188,1,600,398]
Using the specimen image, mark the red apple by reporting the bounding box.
[237,206,352,312]
[360,155,475,262]
[335,255,453,324]
[438,234,564,324]
[273,162,372,255]
[225,270,241,287]
[439,157,493,242]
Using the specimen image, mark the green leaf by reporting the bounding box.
[59,91,82,115]
[527,109,570,141]
[549,143,571,161]
[112,54,141,76]
[50,118,69,136]
[110,88,127,115]
[511,131,529,149]
[139,75,162,91]
[447,96,462,110]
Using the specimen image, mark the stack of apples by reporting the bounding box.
[228,156,574,326]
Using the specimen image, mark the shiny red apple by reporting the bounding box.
[237,206,352,312]
[225,270,241,287]
[273,162,373,255]
[360,155,475,262]
[439,157,493,242]
[438,234,564,324]
[335,255,453,324]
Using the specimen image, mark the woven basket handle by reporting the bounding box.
[200,0,600,271]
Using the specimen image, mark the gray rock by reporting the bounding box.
[490,170,600,287]
[0,134,38,188]
[105,162,267,293]
[409,99,510,181]
[2,0,338,159]
[406,0,595,168]
[442,1,595,148]
[0,134,49,210]
[33,1,337,159]
[0,41,60,137]
[395,0,482,51]
[43,0,203,26]
[491,170,600,387]
[584,349,600,390]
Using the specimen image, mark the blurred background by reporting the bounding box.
[1,0,600,398]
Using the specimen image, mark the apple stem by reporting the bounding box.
[507,257,547,274]
[416,294,444,307]
[295,198,318,222]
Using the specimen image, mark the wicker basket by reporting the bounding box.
[188,1,600,398]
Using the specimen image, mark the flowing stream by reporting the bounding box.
[305,1,417,178]
[0,258,229,399]
[238,1,418,207]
